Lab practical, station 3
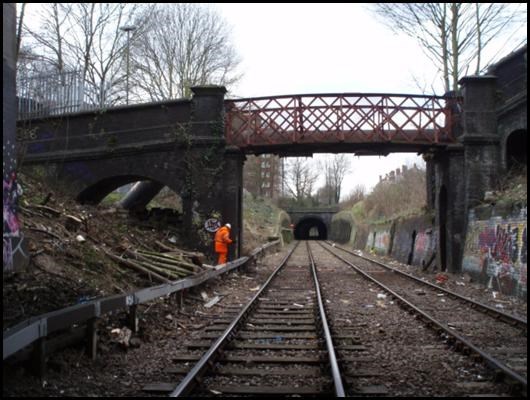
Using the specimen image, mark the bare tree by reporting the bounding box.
[284,157,319,203]
[23,3,71,75]
[371,3,527,92]
[16,3,27,61]
[364,164,426,219]
[132,4,241,100]
[20,3,149,105]
[320,154,351,204]
[341,184,366,208]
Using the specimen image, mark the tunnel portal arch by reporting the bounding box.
[294,216,328,240]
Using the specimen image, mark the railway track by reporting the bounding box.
[141,241,526,397]
[164,241,345,396]
[318,241,527,396]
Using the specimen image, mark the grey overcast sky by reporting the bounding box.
[215,3,434,196]
[211,3,527,194]
[214,3,431,194]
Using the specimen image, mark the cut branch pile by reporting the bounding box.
[103,246,206,284]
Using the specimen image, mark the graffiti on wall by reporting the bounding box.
[463,209,527,297]
[368,229,391,254]
[3,139,21,272]
[413,230,437,266]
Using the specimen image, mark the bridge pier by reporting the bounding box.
[433,76,501,273]
[180,87,243,261]
[433,148,466,273]
[459,76,501,209]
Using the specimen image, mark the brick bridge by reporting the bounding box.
[17,45,527,269]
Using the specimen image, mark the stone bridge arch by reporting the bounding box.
[57,151,189,206]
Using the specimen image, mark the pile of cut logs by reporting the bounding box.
[104,243,206,284]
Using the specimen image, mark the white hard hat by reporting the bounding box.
[225,223,231,229]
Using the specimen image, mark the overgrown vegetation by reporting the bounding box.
[353,164,427,222]
[491,161,527,204]
[242,190,285,253]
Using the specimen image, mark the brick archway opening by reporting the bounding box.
[294,217,327,240]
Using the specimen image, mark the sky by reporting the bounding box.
[21,3,527,196]
[210,3,526,195]
[213,3,433,194]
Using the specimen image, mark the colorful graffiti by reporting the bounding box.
[3,138,21,272]
[463,209,527,297]
[368,229,391,254]
[412,230,437,266]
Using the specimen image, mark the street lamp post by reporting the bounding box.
[120,25,136,105]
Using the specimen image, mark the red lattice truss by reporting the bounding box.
[225,93,459,148]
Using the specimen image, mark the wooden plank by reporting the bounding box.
[242,326,316,332]
[255,309,314,313]
[259,304,313,309]
[172,354,202,362]
[340,356,376,362]
[253,314,314,319]
[249,318,314,325]
[223,355,323,363]
[142,382,175,392]
[351,385,389,395]
[343,368,383,377]
[231,342,320,350]
[204,325,229,331]
[215,366,322,377]
[490,347,527,355]
[239,332,318,340]
[165,366,191,374]
[173,354,323,363]
[333,335,362,340]
[336,345,367,351]
[185,340,213,348]
[209,385,325,395]
[200,332,318,340]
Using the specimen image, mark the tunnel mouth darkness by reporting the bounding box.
[294,217,328,240]
[506,129,527,170]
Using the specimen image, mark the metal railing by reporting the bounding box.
[17,70,85,120]
[3,240,280,361]
[225,93,461,148]
[16,70,122,120]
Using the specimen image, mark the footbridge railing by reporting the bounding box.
[225,93,460,148]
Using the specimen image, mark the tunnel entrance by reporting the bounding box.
[294,217,328,240]
[506,129,527,170]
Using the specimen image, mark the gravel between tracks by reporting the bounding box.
[310,242,517,397]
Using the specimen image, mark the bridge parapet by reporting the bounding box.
[225,93,461,152]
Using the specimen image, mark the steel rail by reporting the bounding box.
[169,242,300,397]
[326,241,527,329]
[318,242,527,391]
[306,241,346,397]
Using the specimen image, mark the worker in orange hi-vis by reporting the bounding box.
[214,223,233,265]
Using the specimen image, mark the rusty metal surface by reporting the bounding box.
[225,93,460,149]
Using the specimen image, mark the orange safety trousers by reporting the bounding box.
[217,251,228,265]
